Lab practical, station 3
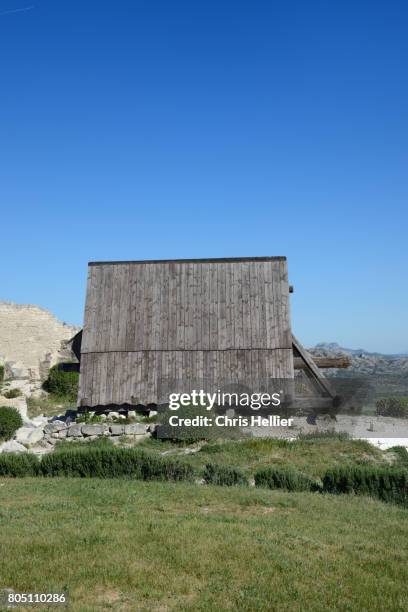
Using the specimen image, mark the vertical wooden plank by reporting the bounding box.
[176,263,185,350]
[117,264,130,351]
[151,263,161,351]
[98,352,108,406]
[103,265,123,351]
[233,263,244,349]
[209,263,218,350]
[167,263,177,350]
[225,264,234,350]
[192,263,201,350]
[184,263,194,350]
[264,261,273,349]
[242,261,251,348]
[201,263,210,350]
[144,265,154,351]
[249,262,260,348]
[236,349,245,384]
[125,264,137,351]
[257,263,267,349]
[160,263,170,351]
[270,261,280,350]
[279,259,292,349]
[218,264,227,349]
[134,265,144,351]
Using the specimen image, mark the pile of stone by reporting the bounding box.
[0,409,157,455]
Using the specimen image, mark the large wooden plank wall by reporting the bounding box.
[78,258,294,407]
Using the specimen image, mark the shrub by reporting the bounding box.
[0,406,23,441]
[389,446,408,469]
[376,397,408,418]
[203,463,248,486]
[43,365,79,400]
[39,447,195,481]
[0,365,4,383]
[322,465,408,506]
[0,453,39,477]
[255,466,320,492]
[3,388,22,399]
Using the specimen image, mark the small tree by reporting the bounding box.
[43,365,79,400]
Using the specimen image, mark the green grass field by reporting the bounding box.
[1,478,408,611]
[1,436,407,610]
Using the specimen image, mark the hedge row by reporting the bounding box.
[0,448,194,481]
[203,463,248,486]
[1,450,407,507]
[322,465,408,506]
[254,464,408,506]
[254,466,320,492]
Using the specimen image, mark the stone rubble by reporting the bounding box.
[0,408,157,455]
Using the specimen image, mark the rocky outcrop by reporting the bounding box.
[0,301,80,394]
[309,344,408,378]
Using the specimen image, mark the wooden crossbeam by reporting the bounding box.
[292,335,335,399]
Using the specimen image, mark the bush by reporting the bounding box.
[255,466,320,492]
[203,463,248,486]
[376,397,408,418]
[389,446,408,469]
[0,453,39,477]
[322,465,408,506]
[0,406,23,441]
[43,365,79,400]
[39,447,195,481]
[0,365,4,383]
[3,388,22,399]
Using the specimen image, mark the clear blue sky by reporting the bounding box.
[1,0,407,353]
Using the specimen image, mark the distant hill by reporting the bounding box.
[314,342,408,359]
[309,343,408,398]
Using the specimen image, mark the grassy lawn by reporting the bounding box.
[137,435,388,479]
[1,478,408,611]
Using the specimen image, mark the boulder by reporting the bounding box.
[26,427,44,446]
[81,424,106,436]
[127,410,137,419]
[148,410,158,418]
[124,423,148,435]
[44,420,67,434]
[110,424,125,436]
[66,424,83,438]
[0,440,27,453]
[107,411,120,420]
[15,426,36,444]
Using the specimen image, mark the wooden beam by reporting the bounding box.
[294,355,350,370]
[292,335,335,398]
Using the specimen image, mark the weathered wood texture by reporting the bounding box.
[79,257,293,407]
[292,335,334,398]
[294,356,351,369]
